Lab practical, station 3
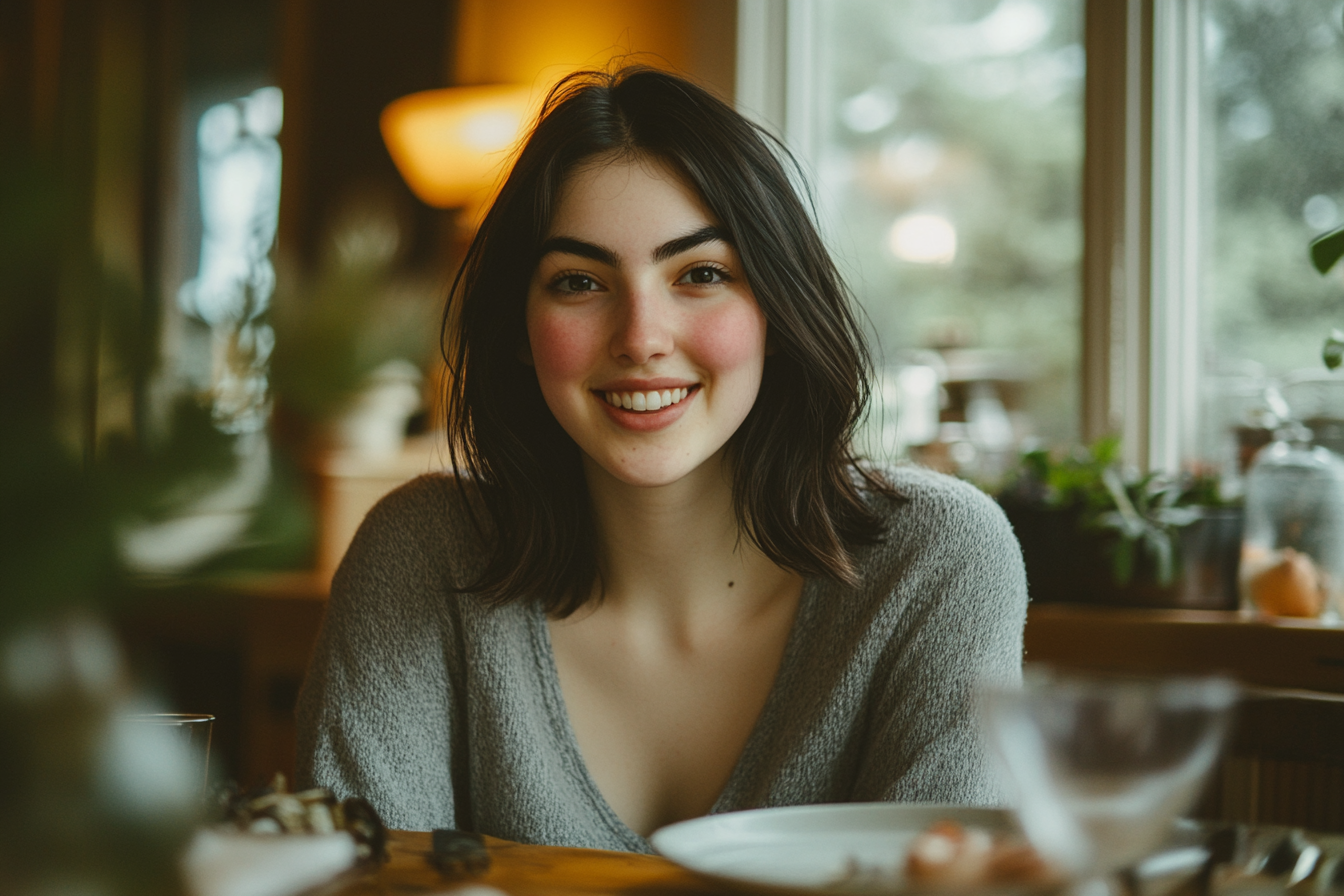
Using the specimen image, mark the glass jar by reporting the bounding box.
[1241,424,1344,619]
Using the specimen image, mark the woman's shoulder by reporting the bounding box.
[860,462,1011,537]
[332,472,488,598]
[359,471,488,539]
[850,462,1025,608]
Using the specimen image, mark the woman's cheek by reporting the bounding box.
[687,300,768,371]
[527,309,598,382]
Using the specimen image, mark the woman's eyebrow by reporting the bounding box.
[537,237,619,266]
[652,226,732,262]
[537,226,731,267]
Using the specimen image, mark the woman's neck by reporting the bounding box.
[580,451,799,630]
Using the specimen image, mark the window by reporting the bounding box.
[740,0,1083,483]
[1197,0,1344,477]
[740,0,1344,478]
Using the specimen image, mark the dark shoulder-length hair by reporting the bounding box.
[443,65,894,616]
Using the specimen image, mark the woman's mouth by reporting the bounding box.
[601,386,694,412]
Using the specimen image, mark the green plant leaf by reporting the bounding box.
[1325,330,1344,370]
[1311,226,1344,275]
[1089,435,1121,466]
[1144,528,1175,586]
[1112,538,1133,587]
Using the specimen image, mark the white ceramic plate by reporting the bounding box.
[650,802,1022,895]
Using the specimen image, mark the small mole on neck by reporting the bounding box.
[728,581,734,588]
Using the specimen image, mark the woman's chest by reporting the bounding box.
[546,605,797,837]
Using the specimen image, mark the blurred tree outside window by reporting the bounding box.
[808,0,1084,482]
[1198,0,1344,479]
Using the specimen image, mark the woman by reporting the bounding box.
[297,67,1027,852]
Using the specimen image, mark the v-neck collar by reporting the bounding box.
[526,578,820,851]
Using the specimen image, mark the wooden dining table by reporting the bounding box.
[326,830,725,896]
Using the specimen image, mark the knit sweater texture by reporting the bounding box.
[296,465,1027,853]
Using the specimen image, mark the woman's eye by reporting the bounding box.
[679,266,729,285]
[553,274,599,293]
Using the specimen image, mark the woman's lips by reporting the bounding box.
[593,384,699,431]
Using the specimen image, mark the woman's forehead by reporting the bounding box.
[547,152,719,238]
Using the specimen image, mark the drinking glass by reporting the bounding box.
[120,712,216,796]
[981,668,1238,878]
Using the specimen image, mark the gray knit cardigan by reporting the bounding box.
[296,465,1027,853]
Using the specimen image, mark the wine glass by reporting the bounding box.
[980,667,1238,879]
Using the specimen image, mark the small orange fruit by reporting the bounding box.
[1248,547,1324,617]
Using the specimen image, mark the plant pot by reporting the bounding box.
[1000,501,1118,605]
[1000,501,1241,609]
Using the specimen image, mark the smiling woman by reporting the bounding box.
[525,157,768,487]
[296,67,1029,851]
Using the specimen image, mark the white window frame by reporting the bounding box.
[738,0,1203,473]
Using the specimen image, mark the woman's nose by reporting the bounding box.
[609,288,673,364]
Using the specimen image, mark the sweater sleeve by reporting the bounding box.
[851,473,1028,807]
[295,475,467,831]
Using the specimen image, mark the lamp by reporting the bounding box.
[380,84,534,212]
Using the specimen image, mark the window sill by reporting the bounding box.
[1025,604,1344,694]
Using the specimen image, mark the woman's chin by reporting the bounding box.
[581,450,726,492]
[596,465,699,490]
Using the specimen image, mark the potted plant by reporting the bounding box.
[997,438,1241,608]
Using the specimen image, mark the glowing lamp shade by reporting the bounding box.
[381,85,533,210]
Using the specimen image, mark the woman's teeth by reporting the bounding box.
[604,387,691,411]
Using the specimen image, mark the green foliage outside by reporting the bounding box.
[1207,1,1344,383]
[816,0,1083,446]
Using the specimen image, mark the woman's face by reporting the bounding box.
[524,155,767,489]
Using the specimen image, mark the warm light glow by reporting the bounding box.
[381,85,535,210]
[887,213,958,265]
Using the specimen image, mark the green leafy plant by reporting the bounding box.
[1093,466,1201,587]
[1003,438,1214,587]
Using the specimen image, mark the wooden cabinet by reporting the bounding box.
[236,576,327,786]
[117,574,327,789]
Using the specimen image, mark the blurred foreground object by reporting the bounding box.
[981,667,1238,878]
[122,714,216,796]
[182,830,356,896]
[904,819,1059,887]
[0,615,203,894]
[1311,221,1344,372]
[183,773,387,896]
[214,772,387,863]
[0,144,292,892]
